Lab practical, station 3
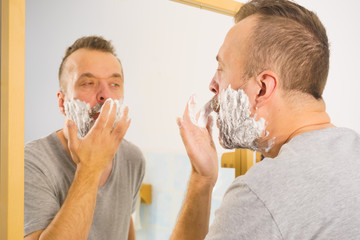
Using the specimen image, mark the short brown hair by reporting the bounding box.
[58,36,121,92]
[235,0,329,99]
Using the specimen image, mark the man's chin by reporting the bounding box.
[218,135,237,150]
[218,131,258,151]
[92,113,100,121]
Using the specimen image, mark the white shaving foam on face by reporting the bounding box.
[64,99,92,138]
[218,85,272,152]
[64,98,127,138]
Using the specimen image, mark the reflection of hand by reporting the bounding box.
[177,96,218,186]
[65,99,131,175]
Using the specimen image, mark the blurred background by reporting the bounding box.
[25,0,360,239]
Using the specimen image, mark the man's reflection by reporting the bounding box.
[24,36,145,240]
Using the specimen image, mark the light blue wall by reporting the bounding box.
[136,152,233,239]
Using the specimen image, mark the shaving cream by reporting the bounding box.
[217,85,272,152]
[64,98,126,138]
[187,95,214,128]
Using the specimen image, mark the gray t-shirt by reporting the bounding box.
[24,131,145,239]
[206,127,360,240]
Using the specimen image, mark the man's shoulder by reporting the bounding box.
[117,139,145,165]
[237,126,360,208]
[229,127,360,239]
[25,132,59,156]
[25,131,69,169]
[289,127,360,146]
[26,131,58,147]
[245,127,360,178]
[119,138,142,155]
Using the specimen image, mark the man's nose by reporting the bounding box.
[209,75,219,95]
[96,81,111,103]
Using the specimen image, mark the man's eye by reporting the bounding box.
[82,82,93,86]
[217,68,222,72]
[111,83,120,87]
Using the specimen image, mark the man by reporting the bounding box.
[172,0,360,239]
[24,36,145,240]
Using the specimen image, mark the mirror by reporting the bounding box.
[25,0,235,238]
[23,0,360,239]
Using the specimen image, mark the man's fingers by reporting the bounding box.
[196,111,201,122]
[66,119,79,151]
[112,106,131,141]
[183,95,197,126]
[104,100,117,130]
[177,117,184,128]
[93,99,112,131]
[177,116,194,151]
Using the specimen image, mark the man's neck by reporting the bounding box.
[56,129,72,160]
[260,99,335,158]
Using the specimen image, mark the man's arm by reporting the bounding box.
[171,97,218,240]
[25,100,131,240]
[128,218,135,240]
[171,173,214,240]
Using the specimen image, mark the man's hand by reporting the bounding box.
[177,95,218,186]
[65,99,131,175]
[171,96,219,240]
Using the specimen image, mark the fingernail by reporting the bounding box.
[105,98,113,105]
[187,94,197,105]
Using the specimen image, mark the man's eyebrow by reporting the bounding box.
[79,73,95,79]
[216,55,223,64]
[78,73,123,79]
[111,73,122,78]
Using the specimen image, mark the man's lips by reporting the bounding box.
[89,103,103,121]
[91,112,100,120]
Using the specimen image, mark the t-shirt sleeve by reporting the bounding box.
[24,154,60,236]
[131,150,146,214]
[205,178,283,240]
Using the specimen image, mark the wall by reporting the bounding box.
[25,0,360,239]
[298,0,360,132]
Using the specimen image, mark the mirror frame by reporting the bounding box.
[0,0,25,239]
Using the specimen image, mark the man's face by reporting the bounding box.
[209,16,271,151]
[63,48,124,109]
[209,15,257,103]
[60,49,124,137]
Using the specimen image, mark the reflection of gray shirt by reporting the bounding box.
[25,132,145,239]
[207,127,360,240]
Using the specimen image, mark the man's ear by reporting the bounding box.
[57,91,66,116]
[255,70,277,108]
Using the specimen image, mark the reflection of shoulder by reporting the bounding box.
[25,131,70,172]
[25,132,58,160]
[118,138,145,167]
